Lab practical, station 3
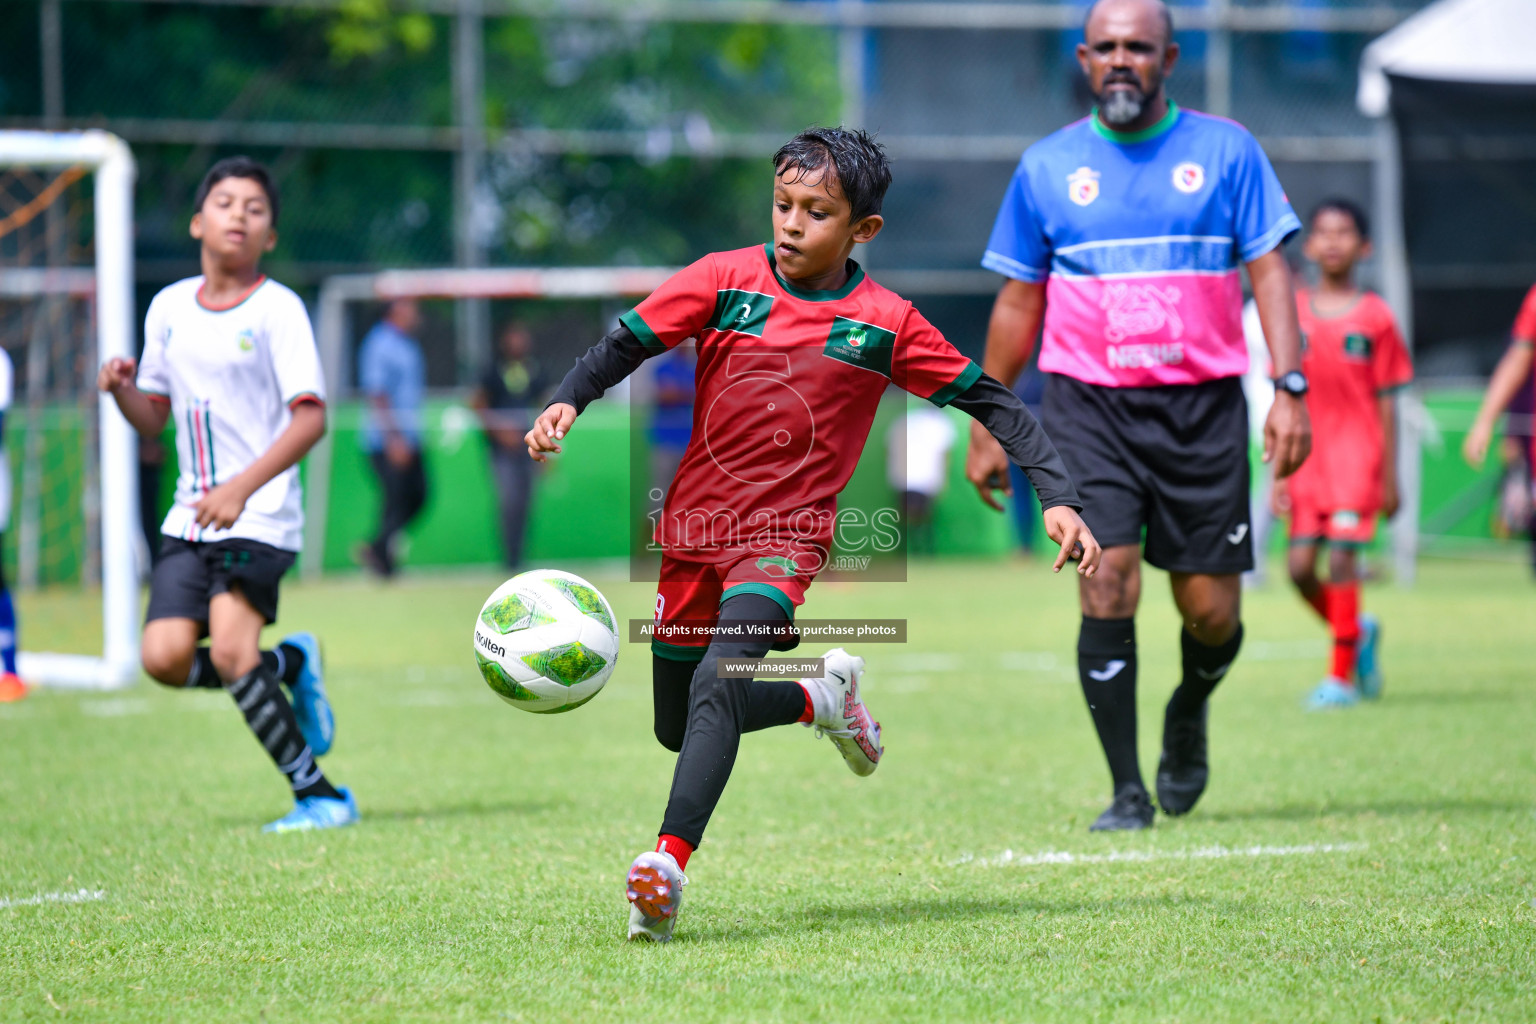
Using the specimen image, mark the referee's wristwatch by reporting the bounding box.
[1274,370,1309,397]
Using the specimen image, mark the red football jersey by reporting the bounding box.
[621,244,981,566]
[1288,289,1413,514]
[1514,283,1536,344]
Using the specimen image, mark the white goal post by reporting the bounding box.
[0,130,140,688]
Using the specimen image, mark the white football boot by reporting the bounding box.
[626,849,688,943]
[803,648,883,776]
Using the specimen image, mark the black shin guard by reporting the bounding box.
[225,666,339,800]
[657,593,808,847]
[1078,616,1142,794]
[1169,624,1244,718]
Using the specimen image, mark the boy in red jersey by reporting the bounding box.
[1276,199,1412,709]
[1463,280,1536,576]
[527,127,1101,942]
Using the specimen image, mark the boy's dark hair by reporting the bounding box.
[194,156,280,226]
[772,127,892,223]
[1310,196,1369,240]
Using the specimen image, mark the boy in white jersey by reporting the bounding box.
[98,157,356,832]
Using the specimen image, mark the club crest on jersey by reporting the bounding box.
[1067,167,1100,207]
[1172,162,1205,194]
[846,327,868,348]
[236,328,256,353]
[1343,332,1372,359]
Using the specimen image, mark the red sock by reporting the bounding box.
[656,834,693,871]
[1323,582,1361,681]
[796,682,815,724]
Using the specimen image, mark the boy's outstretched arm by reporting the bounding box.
[947,371,1102,577]
[1463,339,1534,468]
[97,357,171,437]
[526,322,651,462]
[194,402,325,529]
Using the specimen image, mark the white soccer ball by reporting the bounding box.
[473,569,620,714]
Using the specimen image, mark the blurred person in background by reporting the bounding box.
[356,298,427,578]
[1464,280,1536,575]
[887,405,958,556]
[649,343,696,503]
[470,320,546,571]
[0,345,21,701]
[1492,375,1534,551]
[1276,199,1411,711]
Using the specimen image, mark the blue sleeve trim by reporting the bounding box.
[1240,214,1303,264]
[981,251,1047,283]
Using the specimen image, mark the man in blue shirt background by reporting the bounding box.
[356,298,427,577]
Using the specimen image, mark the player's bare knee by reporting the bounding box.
[1327,546,1359,583]
[1185,605,1240,644]
[207,637,259,684]
[140,637,192,686]
[141,651,188,687]
[1079,562,1138,618]
[1288,560,1318,590]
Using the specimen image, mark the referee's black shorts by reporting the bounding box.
[1042,373,1254,576]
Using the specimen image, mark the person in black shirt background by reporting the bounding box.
[471,321,546,570]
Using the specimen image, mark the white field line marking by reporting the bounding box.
[79,698,150,717]
[1246,640,1328,662]
[0,888,106,910]
[952,842,1366,868]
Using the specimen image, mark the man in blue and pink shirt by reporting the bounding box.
[968,0,1313,830]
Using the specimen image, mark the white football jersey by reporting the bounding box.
[137,276,325,551]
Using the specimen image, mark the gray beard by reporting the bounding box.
[1099,90,1145,127]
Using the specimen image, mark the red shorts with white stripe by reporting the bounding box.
[1288,498,1379,547]
[650,551,816,662]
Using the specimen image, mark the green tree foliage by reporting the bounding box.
[2,3,841,273]
[481,17,842,265]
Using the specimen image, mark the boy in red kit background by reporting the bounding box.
[527,127,1101,942]
[1276,198,1412,710]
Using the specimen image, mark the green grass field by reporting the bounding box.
[2,558,1533,1022]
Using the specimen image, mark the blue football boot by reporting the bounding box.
[1306,677,1360,711]
[262,787,359,834]
[281,632,334,756]
[1355,614,1383,700]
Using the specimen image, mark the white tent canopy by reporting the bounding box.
[1358,0,1536,116]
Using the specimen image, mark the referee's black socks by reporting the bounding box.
[1077,616,1142,795]
[1169,623,1244,719]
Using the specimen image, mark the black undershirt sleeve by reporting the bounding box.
[548,323,652,414]
[946,371,1082,512]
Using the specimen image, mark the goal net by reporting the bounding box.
[0,131,139,688]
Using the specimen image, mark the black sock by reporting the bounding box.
[1078,616,1142,795]
[187,645,305,689]
[225,666,340,801]
[264,643,306,688]
[1169,624,1244,719]
[186,648,221,688]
